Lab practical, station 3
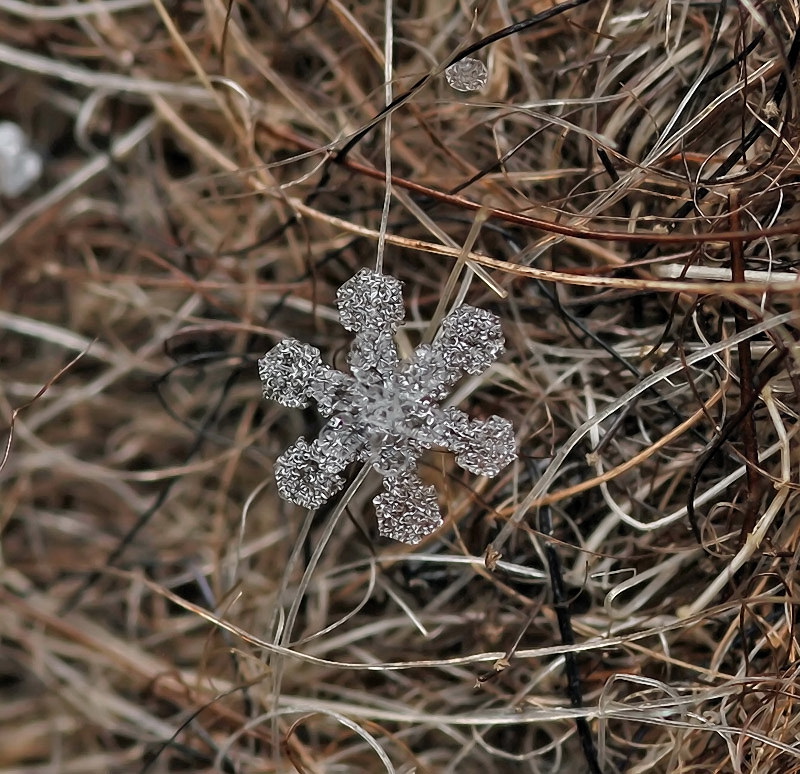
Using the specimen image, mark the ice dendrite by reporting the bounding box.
[259,269,516,544]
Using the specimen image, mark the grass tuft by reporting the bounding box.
[2,1,800,772]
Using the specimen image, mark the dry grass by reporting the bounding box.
[2,1,800,772]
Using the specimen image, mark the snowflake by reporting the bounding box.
[445,58,488,92]
[258,269,516,544]
[0,121,42,197]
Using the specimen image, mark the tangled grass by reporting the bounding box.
[2,1,800,772]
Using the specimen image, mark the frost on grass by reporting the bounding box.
[259,269,516,544]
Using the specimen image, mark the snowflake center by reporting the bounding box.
[354,375,414,436]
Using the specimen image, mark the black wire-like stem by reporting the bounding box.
[539,504,604,774]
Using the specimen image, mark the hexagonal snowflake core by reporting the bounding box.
[258,268,516,544]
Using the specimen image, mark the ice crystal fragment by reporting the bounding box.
[0,121,42,197]
[445,58,488,92]
[258,269,516,544]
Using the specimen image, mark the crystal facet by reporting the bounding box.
[258,269,516,544]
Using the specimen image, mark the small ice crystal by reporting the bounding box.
[0,121,42,197]
[259,268,516,544]
[445,58,488,92]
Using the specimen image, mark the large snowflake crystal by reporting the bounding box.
[259,269,516,544]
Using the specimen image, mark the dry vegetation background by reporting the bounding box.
[2,0,800,772]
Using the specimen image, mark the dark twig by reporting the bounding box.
[539,504,603,774]
[728,190,762,545]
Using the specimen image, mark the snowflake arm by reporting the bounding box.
[408,405,516,477]
[338,269,404,382]
[258,339,324,408]
[258,338,355,415]
[373,470,442,544]
[398,305,506,402]
[336,268,405,333]
[442,411,517,477]
[433,304,505,377]
[275,415,366,509]
[275,438,342,509]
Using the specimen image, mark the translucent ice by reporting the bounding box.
[259,269,515,544]
[445,58,488,92]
